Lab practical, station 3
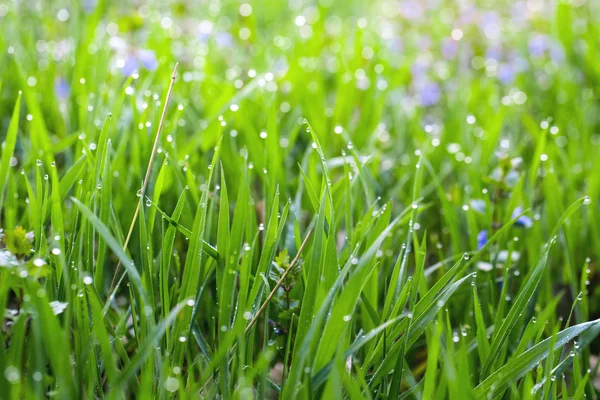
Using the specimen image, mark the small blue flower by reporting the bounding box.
[121,49,158,76]
[54,77,71,100]
[121,55,138,77]
[470,199,487,214]
[549,44,565,63]
[477,230,488,250]
[512,206,533,228]
[485,44,502,61]
[414,80,441,107]
[137,49,158,71]
[442,39,458,60]
[386,37,403,53]
[82,0,97,13]
[214,32,234,48]
[497,64,516,85]
[528,34,547,57]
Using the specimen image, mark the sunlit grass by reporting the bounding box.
[0,0,599,398]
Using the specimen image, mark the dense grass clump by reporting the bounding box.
[1,0,600,398]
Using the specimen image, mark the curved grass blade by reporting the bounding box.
[473,319,600,398]
[0,92,21,211]
[71,197,147,303]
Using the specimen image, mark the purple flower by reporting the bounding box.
[508,53,529,73]
[215,32,234,48]
[416,80,441,107]
[486,44,502,61]
[386,38,403,53]
[137,49,158,70]
[528,34,547,57]
[120,49,158,76]
[54,78,71,100]
[458,4,478,25]
[122,55,138,76]
[399,0,424,20]
[411,59,429,79]
[82,0,97,13]
[497,63,516,84]
[477,230,488,250]
[442,39,458,60]
[512,206,533,228]
[479,11,500,39]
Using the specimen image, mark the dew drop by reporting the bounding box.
[33,258,46,267]
[165,377,179,392]
[4,366,20,383]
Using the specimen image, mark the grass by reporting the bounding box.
[1,0,600,398]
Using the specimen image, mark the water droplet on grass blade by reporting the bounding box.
[165,377,179,392]
[583,196,591,205]
[4,366,20,383]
